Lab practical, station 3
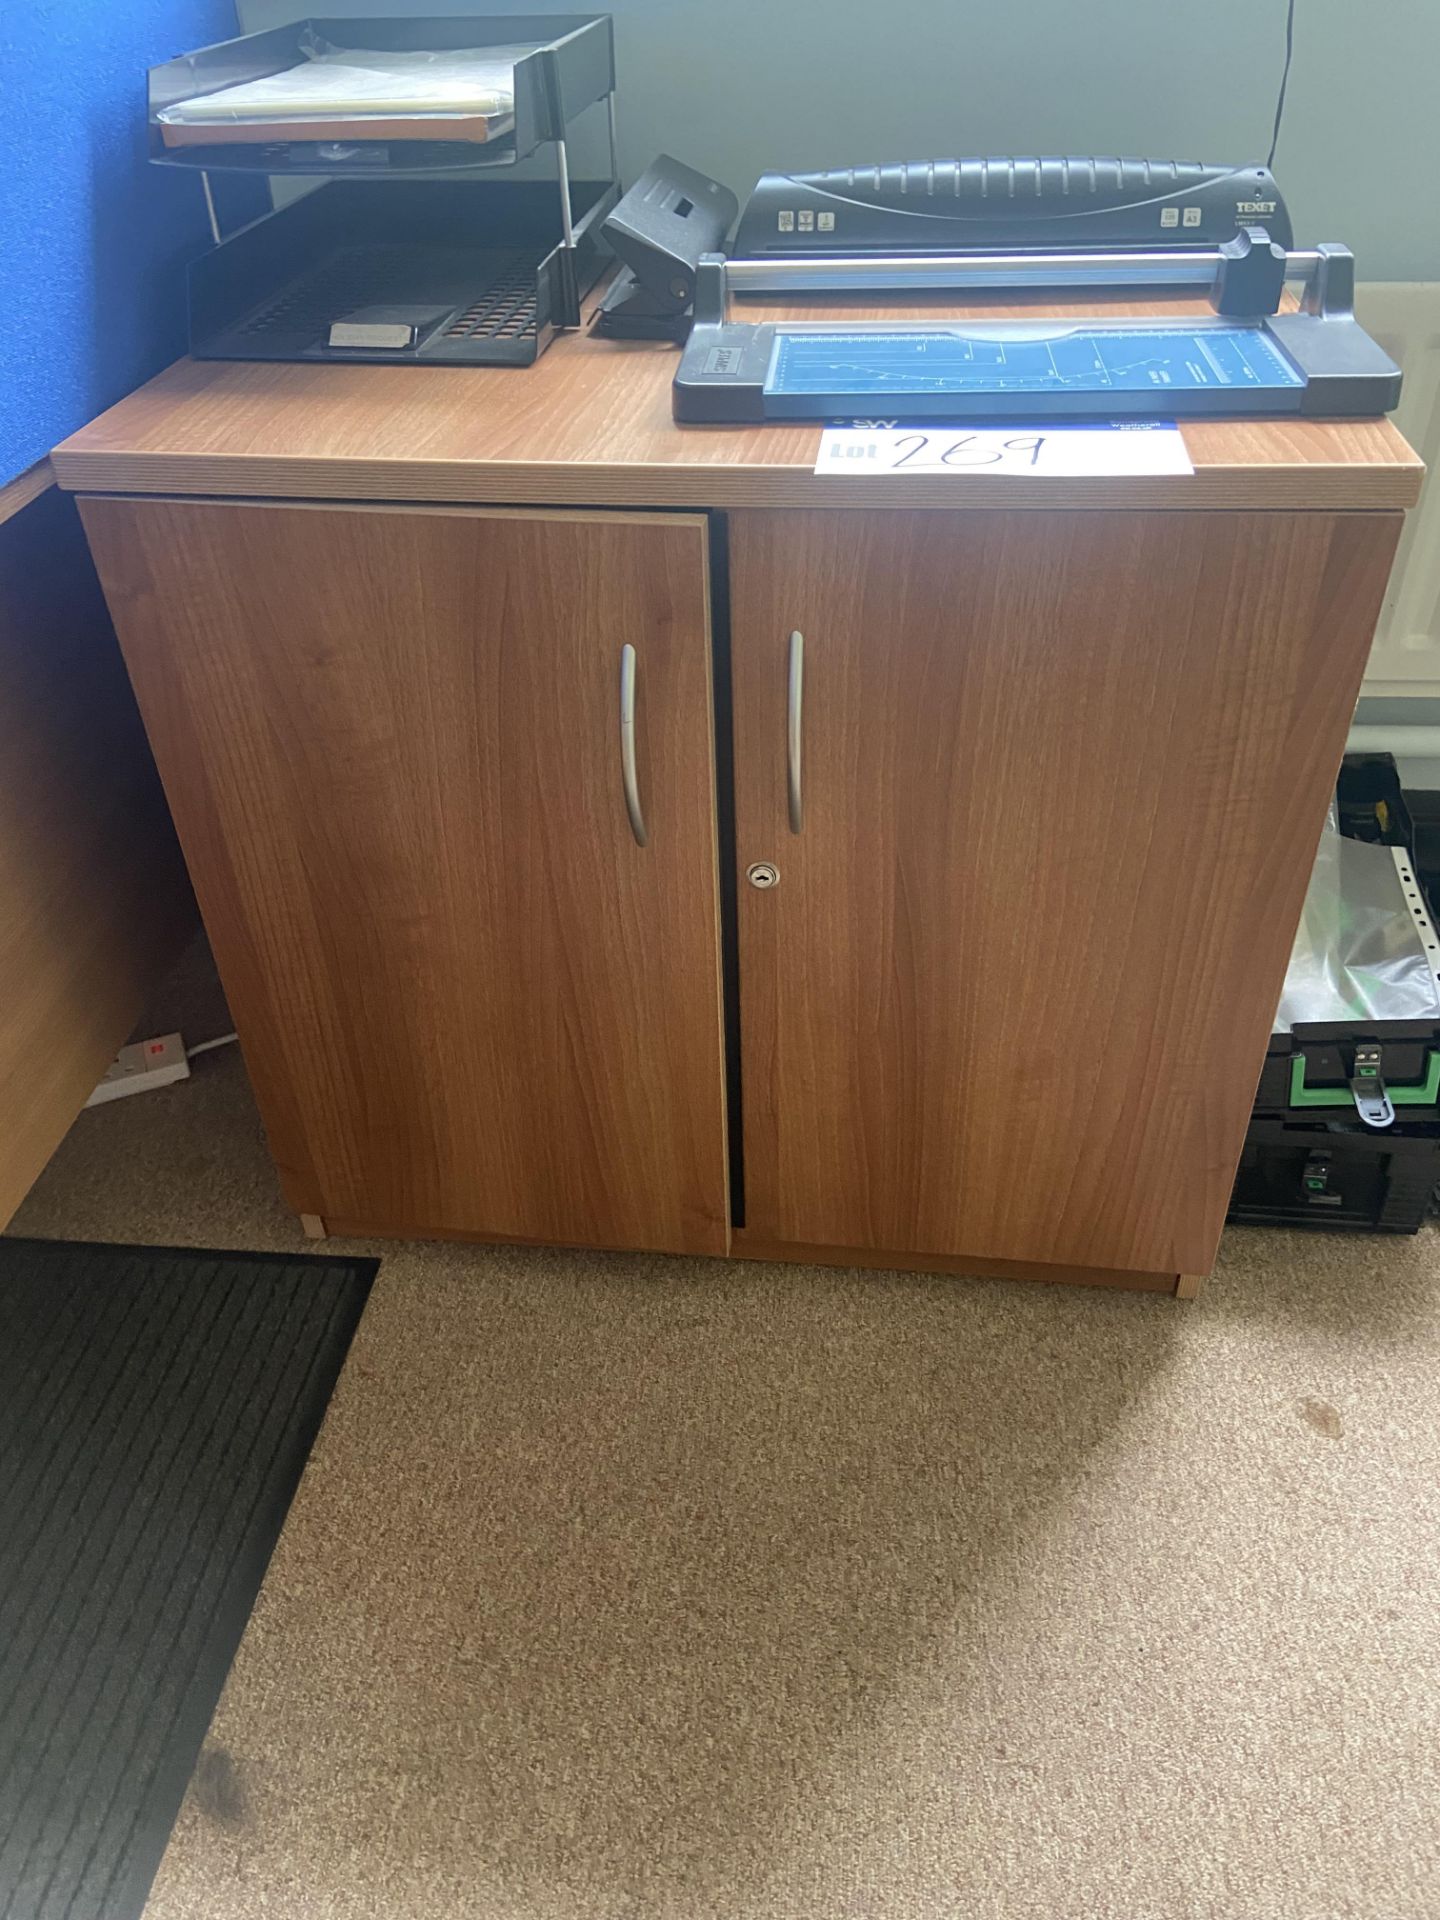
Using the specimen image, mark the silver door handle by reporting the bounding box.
[620,643,647,847]
[787,628,804,834]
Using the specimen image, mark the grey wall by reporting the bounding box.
[239,0,1440,281]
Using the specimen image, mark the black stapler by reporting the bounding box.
[595,155,738,340]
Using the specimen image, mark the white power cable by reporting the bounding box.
[185,1032,240,1059]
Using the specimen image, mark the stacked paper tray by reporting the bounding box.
[156,36,528,148]
[148,16,615,172]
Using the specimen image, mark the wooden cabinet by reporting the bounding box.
[77,495,1404,1286]
[60,332,1418,1293]
[80,499,730,1255]
[729,509,1400,1277]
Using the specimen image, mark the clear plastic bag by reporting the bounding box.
[1275,809,1440,1031]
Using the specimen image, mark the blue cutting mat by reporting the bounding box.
[766,324,1304,397]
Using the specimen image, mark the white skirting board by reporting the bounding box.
[1358,283,1440,695]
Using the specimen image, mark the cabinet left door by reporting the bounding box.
[81,499,730,1255]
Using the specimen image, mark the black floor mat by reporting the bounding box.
[0,1238,376,1920]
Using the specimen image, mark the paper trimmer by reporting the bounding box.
[672,231,1401,423]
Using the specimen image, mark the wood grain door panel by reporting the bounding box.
[730,508,1400,1273]
[81,499,729,1255]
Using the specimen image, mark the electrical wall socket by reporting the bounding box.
[86,1032,191,1107]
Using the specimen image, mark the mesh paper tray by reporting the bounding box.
[188,178,615,365]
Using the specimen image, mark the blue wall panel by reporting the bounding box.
[0,1,251,484]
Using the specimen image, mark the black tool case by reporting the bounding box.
[148,16,618,366]
[1228,761,1440,1234]
[1231,1024,1440,1232]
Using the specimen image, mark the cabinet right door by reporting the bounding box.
[729,508,1400,1275]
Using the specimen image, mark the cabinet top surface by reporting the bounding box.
[51,286,1423,512]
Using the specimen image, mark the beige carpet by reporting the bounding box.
[11,1040,1440,1920]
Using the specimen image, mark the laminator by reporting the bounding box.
[731,157,1296,284]
[598,153,1299,332]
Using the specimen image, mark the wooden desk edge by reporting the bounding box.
[49,447,1425,513]
[0,458,54,528]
